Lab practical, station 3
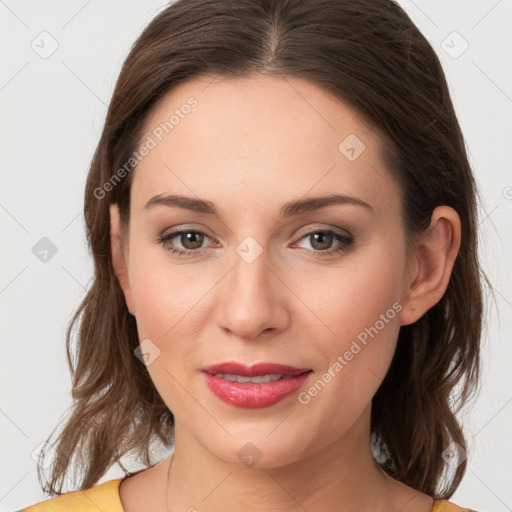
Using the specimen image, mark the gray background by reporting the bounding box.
[1,1,511,510]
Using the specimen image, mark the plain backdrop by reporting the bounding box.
[1,1,511,510]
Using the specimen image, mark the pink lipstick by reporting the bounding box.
[201,362,313,408]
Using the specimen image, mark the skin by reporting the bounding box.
[111,74,461,512]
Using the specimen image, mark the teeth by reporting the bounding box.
[214,373,290,383]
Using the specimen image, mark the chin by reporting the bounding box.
[195,428,311,470]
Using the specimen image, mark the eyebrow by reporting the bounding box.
[143,193,374,218]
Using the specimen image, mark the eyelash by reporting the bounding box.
[155,227,354,259]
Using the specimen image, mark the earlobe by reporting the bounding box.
[400,206,461,326]
[110,203,136,316]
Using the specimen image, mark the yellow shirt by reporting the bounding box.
[18,477,478,511]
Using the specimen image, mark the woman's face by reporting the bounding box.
[114,74,415,467]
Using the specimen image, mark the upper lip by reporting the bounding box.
[201,362,312,377]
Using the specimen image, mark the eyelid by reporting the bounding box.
[293,223,353,240]
[161,224,215,239]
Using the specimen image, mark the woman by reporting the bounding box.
[19,0,484,510]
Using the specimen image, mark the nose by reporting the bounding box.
[216,240,290,341]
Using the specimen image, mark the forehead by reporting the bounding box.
[131,74,399,216]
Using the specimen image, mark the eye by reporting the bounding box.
[156,227,354,259]
[293,229,354,257]
[156,229,214,257]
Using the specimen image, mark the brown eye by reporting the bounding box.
[157,229,212,256]
[309,231,334,251]
[179,231,205,250]
[294,228,354,258]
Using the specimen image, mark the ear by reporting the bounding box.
[110,203,136,316]
[400,206,461,326]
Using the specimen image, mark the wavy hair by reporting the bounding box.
[38,0,486,499]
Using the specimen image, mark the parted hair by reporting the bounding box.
[38,0,485,499]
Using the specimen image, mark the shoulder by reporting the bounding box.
[17,478,124,512]
[432,499,479,512]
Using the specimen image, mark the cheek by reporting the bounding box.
[126,253,211,412]
[127,237,213,339]
[292,289,402,451]
[295,244,405,402]
[296,241,405,348]
[308,275,401,392]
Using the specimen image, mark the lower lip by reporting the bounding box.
[202,371,312,408]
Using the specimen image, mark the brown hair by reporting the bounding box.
[38,0,486,499]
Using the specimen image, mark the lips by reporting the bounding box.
[201,362,313,408]
[201,362,311,377]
